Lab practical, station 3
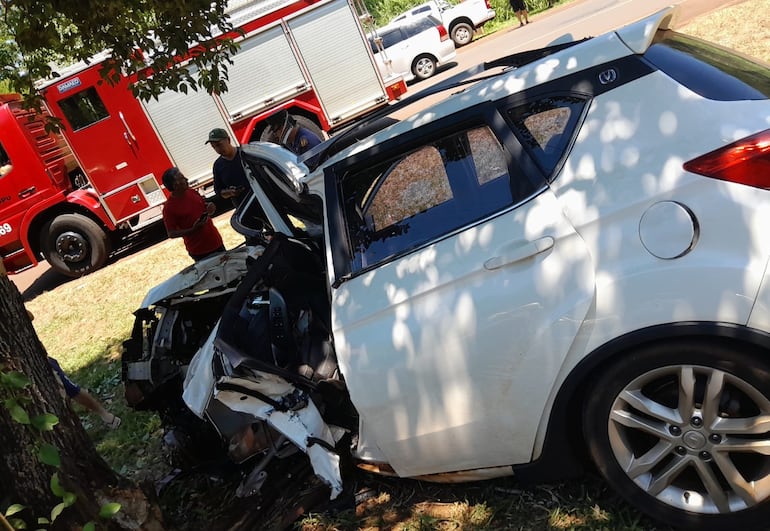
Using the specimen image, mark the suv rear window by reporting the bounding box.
[402,16,440,38]
[644,30,770,100]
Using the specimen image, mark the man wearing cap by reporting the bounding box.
[206,128,250,208]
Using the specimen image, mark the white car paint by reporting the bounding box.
[369,16,457,82]
[146,6,770,528]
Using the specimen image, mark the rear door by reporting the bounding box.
[326,99,595,477]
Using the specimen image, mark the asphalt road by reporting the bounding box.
[9,0,742,299]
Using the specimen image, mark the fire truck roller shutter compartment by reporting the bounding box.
[141,68,231,190]
[217,24,308,123]
[286,0,389,125]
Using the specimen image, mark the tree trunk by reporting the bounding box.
[0,265,165,530]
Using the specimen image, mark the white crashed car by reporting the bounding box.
[125,7,770,530]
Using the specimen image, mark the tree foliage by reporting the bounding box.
[0,0,239,104]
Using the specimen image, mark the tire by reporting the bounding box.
[41,213,111,277]
[257,113,325,143]
[451,22,474,47]
[412,55,437,81]
[583,339,770,530]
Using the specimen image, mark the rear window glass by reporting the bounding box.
[644,30,770,100]
[403,16,438,37]
[378,28,404,49]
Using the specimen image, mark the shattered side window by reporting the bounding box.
[340,125,514,272]
[367,146,453,228]
[506,95,587,177]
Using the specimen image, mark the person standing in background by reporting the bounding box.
[206,128,250,208]
[161,167,225,262]
[509,0,530,26]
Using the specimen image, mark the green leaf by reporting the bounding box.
[31,413,59,432]
[62,491,77,507]
[8,517,26,529]
[37,516,50,524]
[9,402,30,425]
[39,444,61,467]
[0,371,30,389]
[5,503,25,516]
[50,473,64,496]
[98,502,122,518]
[83,522,96,531]
[50,501,65,522]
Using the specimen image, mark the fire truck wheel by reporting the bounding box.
[41,214,111,278]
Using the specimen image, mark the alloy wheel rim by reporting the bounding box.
[608,364,770,514]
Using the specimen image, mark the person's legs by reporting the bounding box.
[48,357,80,398]
[72,390,121,428]
[49,357,121,429]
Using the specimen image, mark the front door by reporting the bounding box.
[42,67,172,223]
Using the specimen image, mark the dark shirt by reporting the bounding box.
[212,148,250,207]
[288,126,322,167]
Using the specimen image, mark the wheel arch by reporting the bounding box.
[243,103,326,143]
[511,321,770,484]
[24,198,112,261]
[448,16,474,32]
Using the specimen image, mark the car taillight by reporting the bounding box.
[683,129,770,189]
[484,0,491,7]
[437,24,449,41]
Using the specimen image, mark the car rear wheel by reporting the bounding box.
[451,22,474,46]
[41,213,111,277]
[412,55,437,81]
[583,339,770,530]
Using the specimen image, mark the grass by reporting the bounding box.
[16,1,770,529]
[681,0,770,62]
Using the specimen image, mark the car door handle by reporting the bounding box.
[483,236,554,270]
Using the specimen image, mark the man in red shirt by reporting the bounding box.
[161,167,225,261]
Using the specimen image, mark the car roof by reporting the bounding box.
[320,7,678,167]
[372,14,441,36]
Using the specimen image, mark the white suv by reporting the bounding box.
[368,15,456,82]
[390,0,496,46]
[124,7,770,531]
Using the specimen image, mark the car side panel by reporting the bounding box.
[332,190,595,477]
[533,72,770,455]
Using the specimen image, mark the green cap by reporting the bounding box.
[205,128,229,144]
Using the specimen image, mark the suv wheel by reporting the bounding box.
[583,339,770,530]
[451,22,474,46]
[412,54,437,80]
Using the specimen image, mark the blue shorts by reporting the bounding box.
[48,357,80,398]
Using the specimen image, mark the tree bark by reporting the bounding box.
[0,265,165,530]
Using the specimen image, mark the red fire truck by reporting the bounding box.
[0,0,406,277]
